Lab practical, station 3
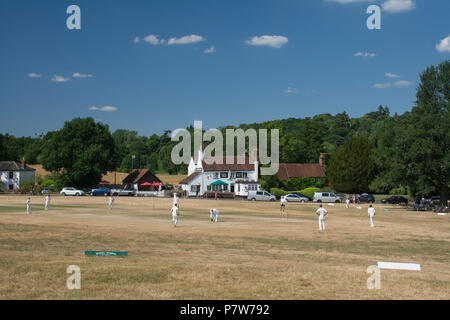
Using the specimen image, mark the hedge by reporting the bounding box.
[270,187,326,199]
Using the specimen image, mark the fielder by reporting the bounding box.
[173,193,180,209]
[368,204,376,227]
[316,204,328,231]
[345,197,350,209]
[108,195,115,210]
[45,194,51,211]
[171,203,179,227]
[210,208,219,223]
[26,198,31,214]
[280,196,286,212]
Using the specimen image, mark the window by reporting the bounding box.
[243,172,248,178]
[220,172,228,178]
[235,172,243,178]
[213,173,219,179]
[323,193,329,197]
[9,184,13,191]
[257,191,263,195]
[9,171,13,179]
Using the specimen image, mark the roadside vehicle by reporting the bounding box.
[110,188,135,196]
[313,191,343,203]
[381,196,408,205]
[283,193,309,203]
[358,193,375,203]
[427,196,441,206]
[248,190,276,201]
[41,187,49,195]
[60,187,85,196]
[290,192,312,201]
[88,188,110,196]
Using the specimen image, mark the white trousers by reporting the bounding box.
[346,201,349,209]
[318,216,325,230]
[27,205,31,214]
[172,215,178,227]
[214,213,218,223]
[369,214,374,227]
[45,202,50,211]
[109,203,113,210]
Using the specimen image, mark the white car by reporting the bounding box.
[248,191,276,201]
[60,187,85,196]
[313,191,343,203]
[283,193,309,203]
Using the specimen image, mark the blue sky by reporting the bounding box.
[0,0,449,137]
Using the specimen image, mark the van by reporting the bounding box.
[248,190,276,201]
[313,191,343,203]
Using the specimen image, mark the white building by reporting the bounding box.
[180,148,260,197]
[0,161,36,192]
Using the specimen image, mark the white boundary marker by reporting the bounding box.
[377,262,421,271]
[436,212,447,216]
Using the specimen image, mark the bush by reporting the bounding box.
[299,187,321,199]
[390,185,409,196]
[270,188,289,198]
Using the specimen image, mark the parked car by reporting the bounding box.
[313,192,343,203]
[427,196,441,206]
[88,188,110,196]
[358,193,375,203]
[283,193,309,203]
[60,187,85,196]
[110,188,135,196]
[248,190,276,201]
[290,192,312,201]
[41,187,49,195]
[381,196,408,205]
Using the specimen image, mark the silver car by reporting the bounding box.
[283,193,309,203]
[60,187,85,196]
[248,191,276,201]
[313,191,342,203]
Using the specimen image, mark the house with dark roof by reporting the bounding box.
[181,148,260,197]
[122,169,162,191]
[0,160,36,191]
[276,154,327,181]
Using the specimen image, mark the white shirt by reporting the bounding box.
[173,195,179,204]
[281,198,286,205]
[27,199,31,206]
[45,196,50,202]
[171,206,179,216]
[109,197,114,203]
[316,207,327,218]
[368,207,376,216]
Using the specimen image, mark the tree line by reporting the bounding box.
[0,61,448,202]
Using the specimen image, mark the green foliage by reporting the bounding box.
[261,175,283,191]
[20,178,35,193]
[327,136,377,193]
[299,187,321,199]
[40,118,117,188]
[270,188,289,197]
[389,185,409,196]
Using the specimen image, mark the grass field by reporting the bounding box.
[0,195,449,299]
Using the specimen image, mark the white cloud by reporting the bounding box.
[28,73,42,78]
[385,72,400,78]
[354,51,377,57]
[382,0,415,13]
[89,106,117,112]
[245,35,288,49]
[51,75,70,83]
[436,35,450,53]
[285,87,300,94]
[204,45,216,54]
[72,72,93,78]
[167,34,206,45]
[143,34,161,45]
[374,80,413,88]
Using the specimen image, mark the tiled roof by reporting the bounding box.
[201,156,255,172]
[122,169,161,184]
[277,163,326,180]
[179,172,201,185]
[0,161,36,172]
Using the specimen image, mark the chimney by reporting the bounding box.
[319,153,326,167]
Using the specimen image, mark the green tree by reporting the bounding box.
[327,136,377,193]
[40,118,117,188]
[392,61,449,203]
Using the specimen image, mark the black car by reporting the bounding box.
[290,192,312,201]
[381,196,408,205]
[358,193,375,203]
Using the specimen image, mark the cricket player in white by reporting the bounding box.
[26,198,31,214]
[45,195,50,211]
[345,197,350,209]
[210,208,219,223]
[316,204,328,231]
[173,193,179,208]
[368,204,376,227]
[108,196,114,210]
[171,203,179,227]
[280,197,286,212]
